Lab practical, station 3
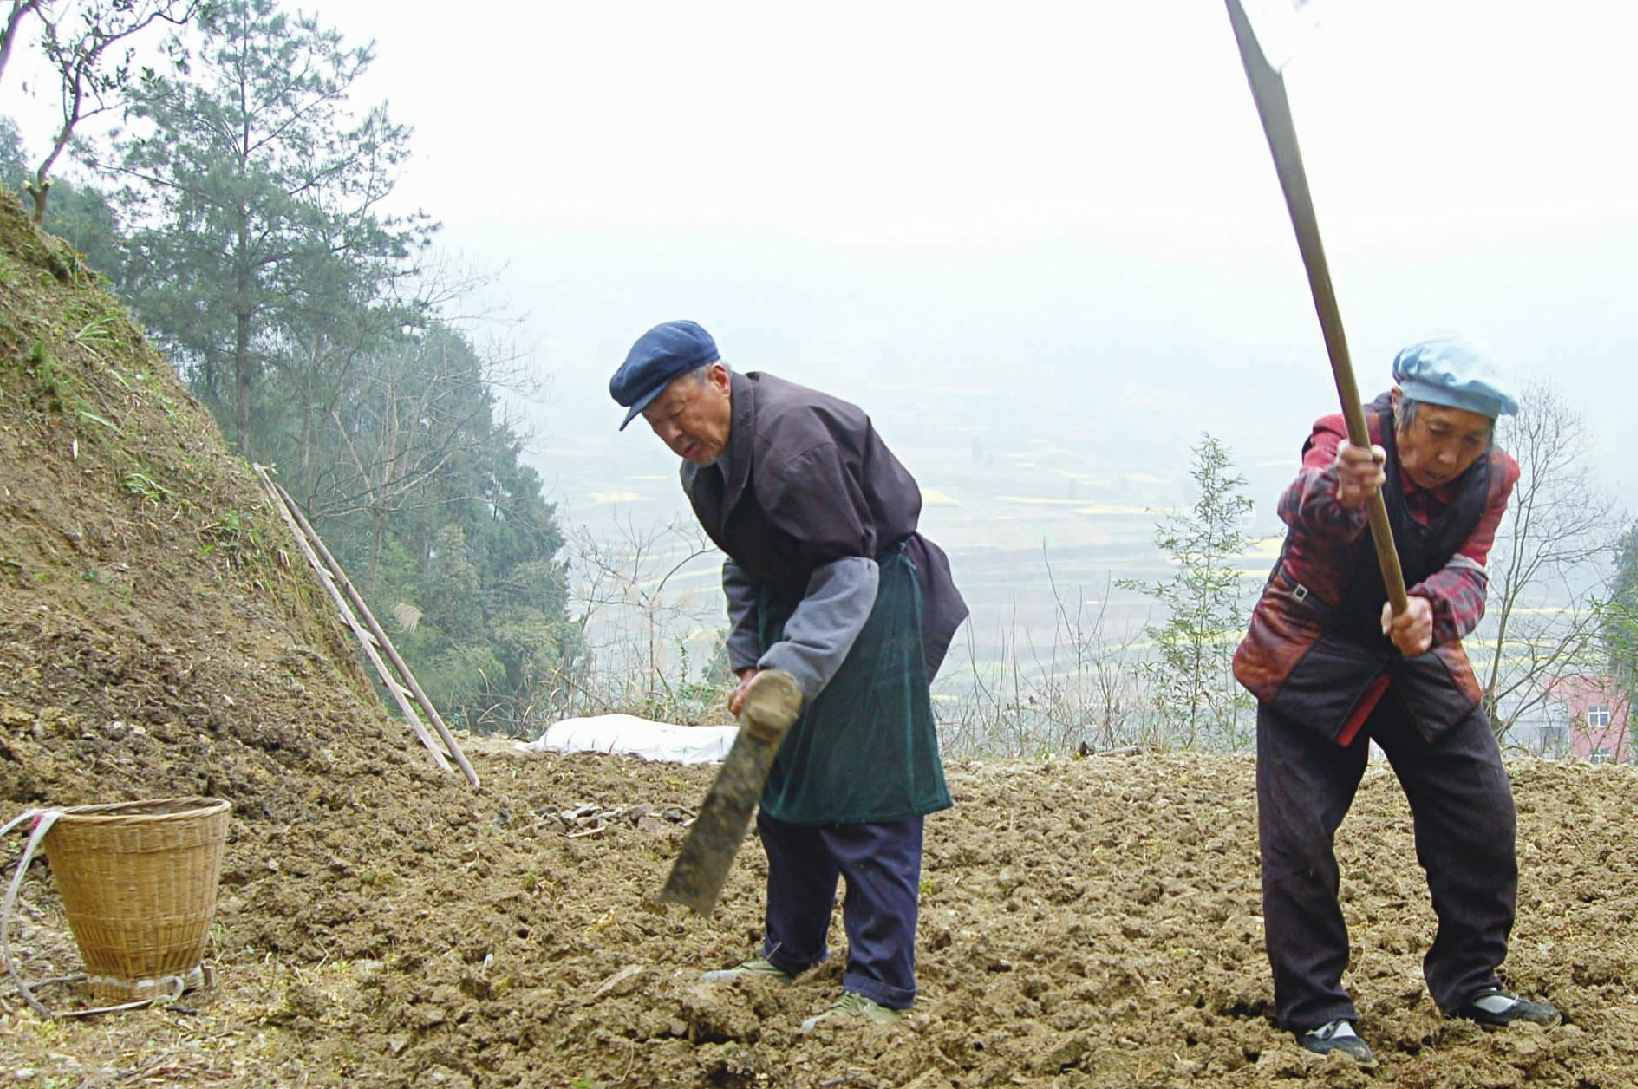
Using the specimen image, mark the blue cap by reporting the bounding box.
[609,320,720,431]
[1391,335,1518,419]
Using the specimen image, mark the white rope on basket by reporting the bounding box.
[1,808,190,1018]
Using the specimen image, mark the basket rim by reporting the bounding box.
[52,797,231,825]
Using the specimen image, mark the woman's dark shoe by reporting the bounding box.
[1455,987,1560,1027]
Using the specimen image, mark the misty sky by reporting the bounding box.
[8,0,1638,526]
[292,0,1638,513]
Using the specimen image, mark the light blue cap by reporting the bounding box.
[1391,335,1518,419]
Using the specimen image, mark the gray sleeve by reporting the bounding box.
[758,556,879,700]
[722,559,762,673]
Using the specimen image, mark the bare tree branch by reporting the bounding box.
[1476,380,1625,739]
[26,0,201,220]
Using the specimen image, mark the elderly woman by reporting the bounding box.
[1234,335,1559,1064]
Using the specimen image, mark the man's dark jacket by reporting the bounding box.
[682,370,966,677]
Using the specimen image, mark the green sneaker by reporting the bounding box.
[700,957,793,985]
[1297,1019,1375,1065]
[800,991,905,1031]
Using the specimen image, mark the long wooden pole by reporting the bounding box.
[1222,0,1408,615]
[274,483,480,790]
[254,465,455,776]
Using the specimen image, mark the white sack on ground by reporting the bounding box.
[514,714,738,765]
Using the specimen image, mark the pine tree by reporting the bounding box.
[1122,433,1256,750]
[109,0,430,456]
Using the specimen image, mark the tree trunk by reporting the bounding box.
[367,503,387,594]
[234,229,252,455]
[235,307,251,455]
[23,177,50,223]
[27,57,82,225]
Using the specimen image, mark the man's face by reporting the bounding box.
[641,362,732,466]
[1394,390,1493,489]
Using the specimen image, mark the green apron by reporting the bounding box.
[756,550,953,825]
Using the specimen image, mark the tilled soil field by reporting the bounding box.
[4,740,1637,1089]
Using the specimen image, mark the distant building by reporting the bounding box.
[1498,675,1632,764]
[1547,675,1632,764]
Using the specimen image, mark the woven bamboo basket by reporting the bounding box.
[42,798,230,1004]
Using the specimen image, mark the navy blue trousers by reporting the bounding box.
[754,811,924,1008]
[1257,696,1518,1032]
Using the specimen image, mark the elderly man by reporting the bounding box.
[1233,335,1559,1064]
[609,320,967,1029]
